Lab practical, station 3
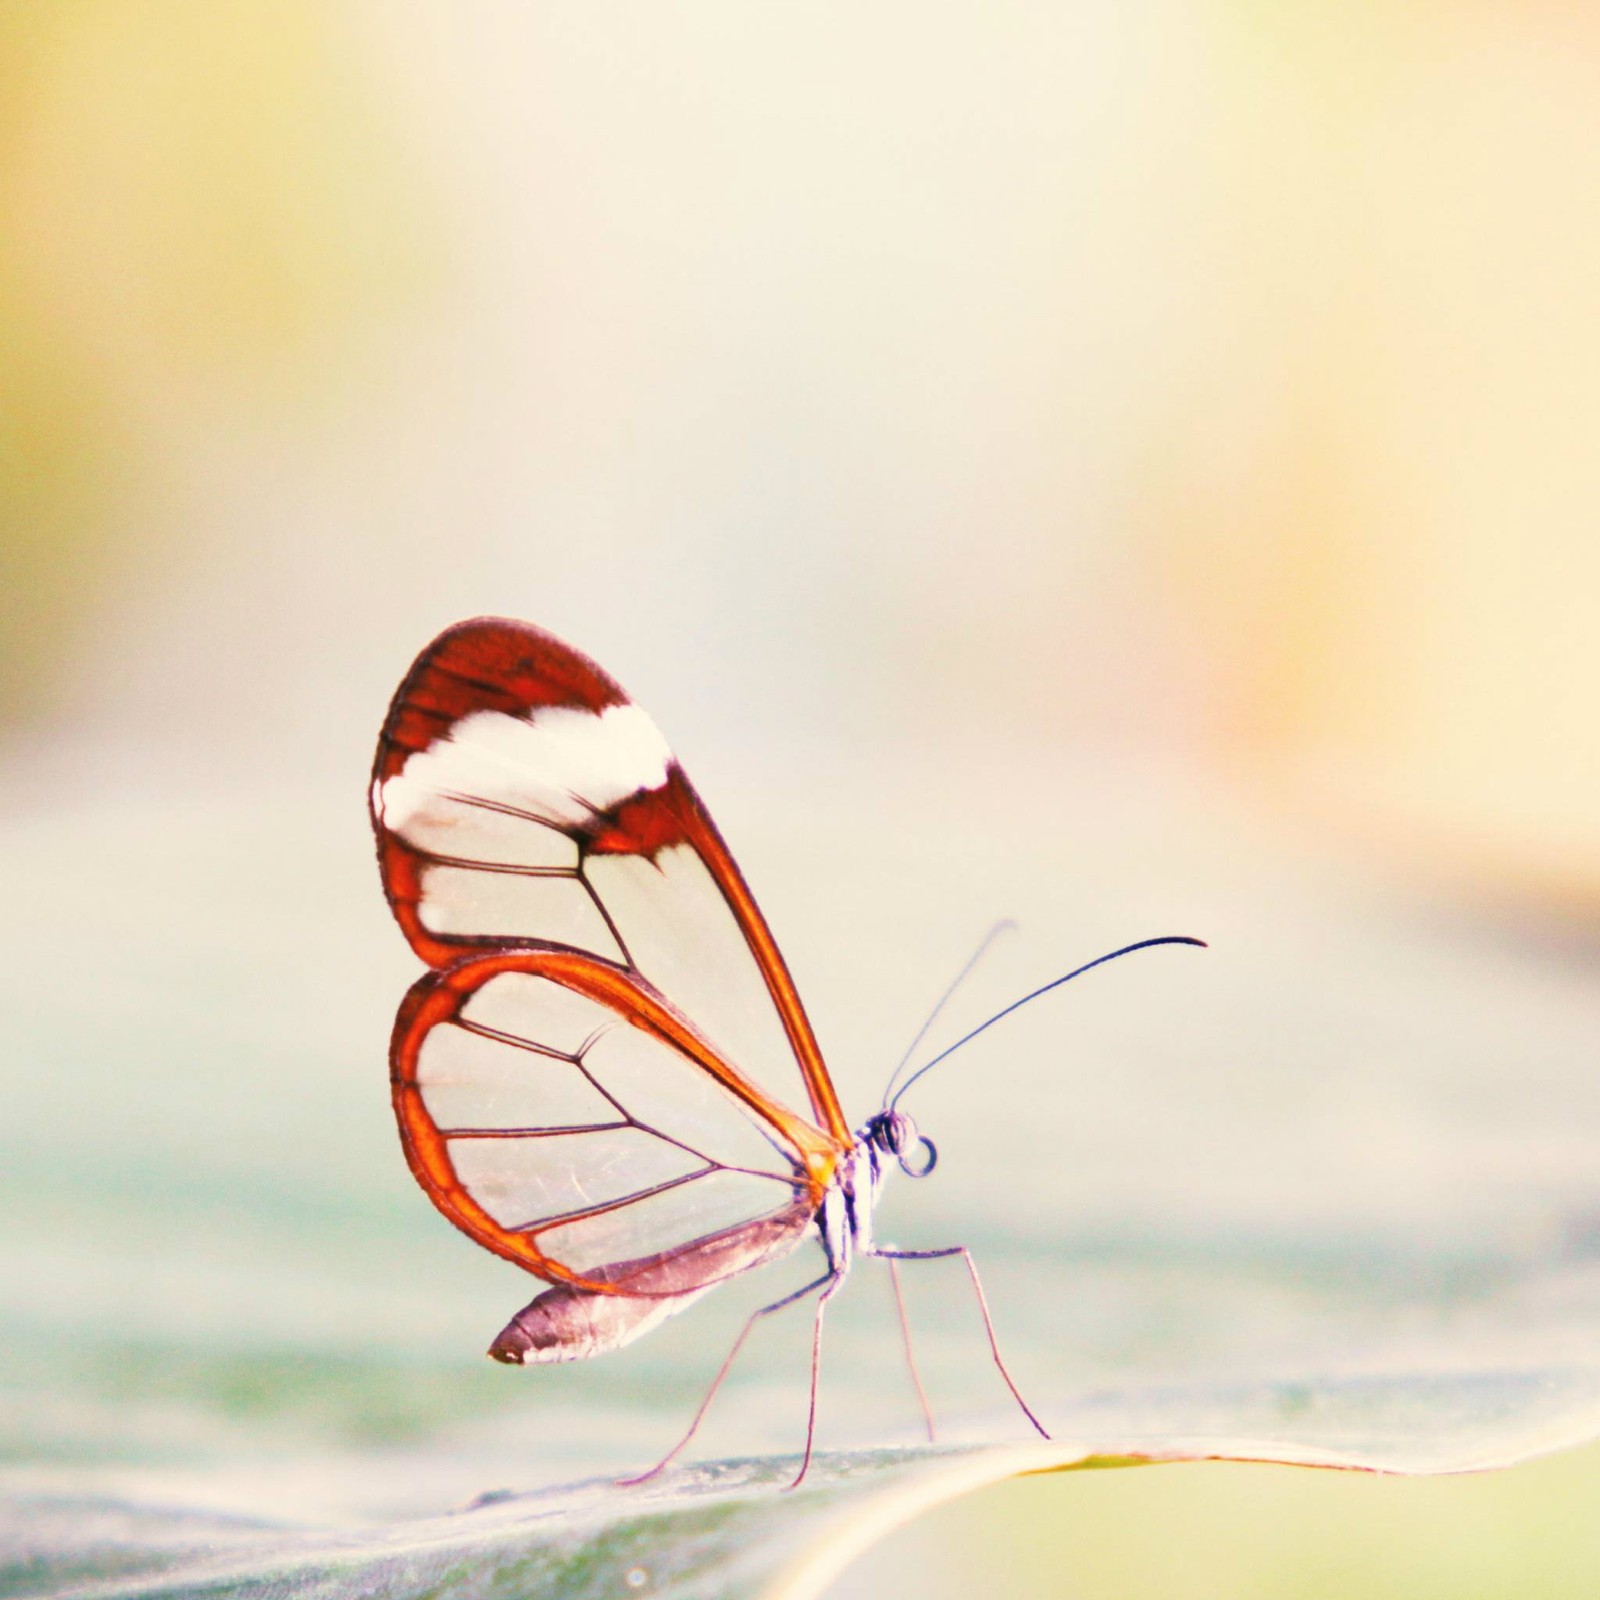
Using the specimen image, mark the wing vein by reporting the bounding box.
[440,1121,632,1139]
[513,1163,717,1235]
[437,791,579,831]
[412,851,577,879]
[452,1017,577,1063]
[578,862,636,969]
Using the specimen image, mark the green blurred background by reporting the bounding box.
[6,4,1600,1594]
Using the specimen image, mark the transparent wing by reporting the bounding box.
[392,947,835,1292]
[371,617,850,1147]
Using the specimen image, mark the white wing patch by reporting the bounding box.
[379,703,672,839]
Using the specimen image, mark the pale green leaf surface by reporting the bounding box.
[6,769,1600,1595]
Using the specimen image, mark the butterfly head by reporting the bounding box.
[862,1109,938,1180]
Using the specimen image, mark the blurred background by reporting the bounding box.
[5,4,1600,1595]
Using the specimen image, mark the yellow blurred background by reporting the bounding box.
[6,4,1600,1593]
[6,0,1598,916]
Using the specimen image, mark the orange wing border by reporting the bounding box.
[390,944,844,1293]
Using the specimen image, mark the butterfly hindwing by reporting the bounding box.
[391,947,833,1292]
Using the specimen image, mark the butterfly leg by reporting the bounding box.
[869,1246,1049,1440]
[886,1256,937,1443]
[787,1269,848,1490]
[617,1268,840,1487]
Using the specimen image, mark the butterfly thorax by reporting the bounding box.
[819,1109,938,1272]
[821,1145,877,1272]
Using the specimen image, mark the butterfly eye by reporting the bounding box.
[863,1111,936,1177]
[864,1110,904,1153]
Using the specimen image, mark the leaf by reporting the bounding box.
[18,1403,1600,1600]
[7,787,1600,1596]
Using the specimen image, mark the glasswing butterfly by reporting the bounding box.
[370,618,1200,1486]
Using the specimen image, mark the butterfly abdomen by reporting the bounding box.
[489,1280,706,1364]
[489,1204,815,1364]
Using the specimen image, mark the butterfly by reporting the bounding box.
[370,617,1201,1485]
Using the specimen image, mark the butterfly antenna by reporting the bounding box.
[888,935,1207,1113]
[880,919,1019,1111]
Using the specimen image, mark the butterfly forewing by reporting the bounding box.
[371,618,849,1147]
